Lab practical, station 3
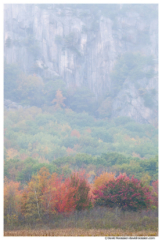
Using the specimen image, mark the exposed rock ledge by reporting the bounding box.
[4,99,30,110]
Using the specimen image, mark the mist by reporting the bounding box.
[4,4,158,237]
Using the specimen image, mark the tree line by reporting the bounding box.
[4,167,158,227]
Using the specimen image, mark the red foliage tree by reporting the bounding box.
[54,177,77,213]
[93,173,152,211]
[20,168,92,219]
[42,173,77,214]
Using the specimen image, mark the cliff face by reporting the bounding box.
[4,4,158,124]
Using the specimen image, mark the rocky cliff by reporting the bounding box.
[4,4,158,124]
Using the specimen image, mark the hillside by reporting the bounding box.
[3,4,158,234]
[4,4,158,124]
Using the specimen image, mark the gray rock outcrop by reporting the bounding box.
[4,4,158,124]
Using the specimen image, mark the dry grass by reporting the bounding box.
[4,208,158,236]
[4,228,158,236]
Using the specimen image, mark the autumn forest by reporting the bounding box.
[4,64,158,234]
[4,4,158,237]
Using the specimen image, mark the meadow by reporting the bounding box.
[4,207,158,236]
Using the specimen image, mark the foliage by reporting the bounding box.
[16,73,44,106]
[114,116,133,126]
[51,90,66,109]
[150,180,158,208]
[52,175,77,213]
[4,178,22,225]
[93,172,115,190]
[61,136,79,148]
[91,127,113,143]
[43,79,66,104]
[64,32,77,48]
[6,148,19,160]
[69,171,92,211]
[110,155,158,181]
[4,159,24,181]
[24,36,41,59]
[4,158,58,184]
[4,4,158,231]
[93,173,152,211]
[71,129,81,138]
[65,87,96,114]
[4,101,157,160]
[4,168,158,229]
[19,168,92,222]
[4,98,158,180]
[139,156,158,180]
[111,53,155,96]
[20,167,56,222]
[97,97,112,118]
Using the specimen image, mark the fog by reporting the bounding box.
[4,4,158,235]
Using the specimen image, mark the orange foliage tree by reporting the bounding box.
[53,177,78,213]
[93,172,115,190]
[4,178,22,225]
[51,171,92,212]
[51,89,66,109]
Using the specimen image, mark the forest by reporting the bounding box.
[4,4,158,236]
[4,63,158,233]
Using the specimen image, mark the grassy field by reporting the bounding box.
[4,208,158,236]
[4,228,158,236]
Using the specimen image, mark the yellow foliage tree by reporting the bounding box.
[93,172,115,190]
[51,90,66,109]
[21,167,56,221]
[141,173,152,187]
